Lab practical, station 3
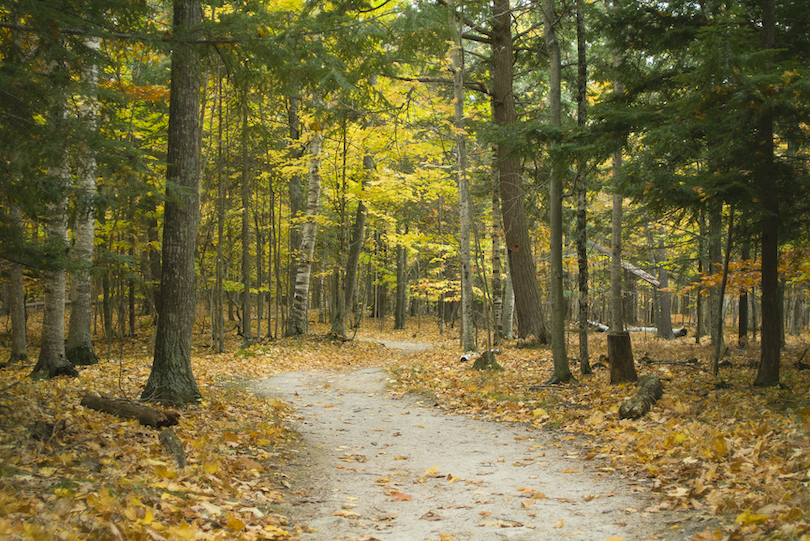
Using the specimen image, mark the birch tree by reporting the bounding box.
[287,131,323,336]
[66,36,100,367]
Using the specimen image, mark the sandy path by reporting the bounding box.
[255,344,701,541]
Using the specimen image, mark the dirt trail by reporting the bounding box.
[255,342,701,541]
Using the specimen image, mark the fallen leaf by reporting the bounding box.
[393,492,412,501]
[332,510,362,519]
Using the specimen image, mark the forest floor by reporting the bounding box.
[0,314,809,541]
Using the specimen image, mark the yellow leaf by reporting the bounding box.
[425,466,439,475]
[203,460,221,474]
[168,520,198,541]
[225,512,246,531]
[123,506,138,521]
[139,508,155,525]
[735,511,768,525]
[553,519,564,528]
[263,524,291,539]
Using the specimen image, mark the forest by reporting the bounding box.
[1,0,810,539]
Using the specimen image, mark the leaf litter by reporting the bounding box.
[0,319,807,541]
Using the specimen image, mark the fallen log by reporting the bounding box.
[80,393,180,428]
[159,427,187,468]
[619,374,663,420]
[641,354,699,366]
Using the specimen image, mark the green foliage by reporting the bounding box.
[592,0,810,231]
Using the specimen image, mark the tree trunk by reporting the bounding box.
[344,156,370,331]
[575,0,591,376]
[657,231,674,339]
[713,206,734,374]
[287,132,323,336]
[545,0,574,384]
[66,36,100,367]
[491,166,504,343]
[31,147,76,380]
[213,73,225,353]
[7,205,28,364]
[141,0,203,405]
[610,17,625,333]
[394,239,407,330]
[286,97,304,331]
[449,0,475,351]
[608,331,637,384]
[501,258,515,339]
[240,96,253,347]
[754,0,780,387]
[491,0,547,343]
[708,203,724,351]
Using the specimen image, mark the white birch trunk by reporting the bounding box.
[66,36,99,366]
[287,133,322,336]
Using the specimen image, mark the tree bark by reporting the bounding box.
[608,331,637,384]
[545,0,574,384]
[754,0,780,387]
[738,253,749,347]
[344,156,370,331]
[240,96,253,346]
[708,203,724,351]
[713,206,734,374]
[619,374,663,419]
[491,0,547,343]
[575,0,591,376]
[657,231,674,339]
[491,166,504,343]
[286,97,304,330]
[81,393,180,428]
[394,238,407,330]
[450,0,475,351]
[7,205,27,364]
[287,132,323,336]
[66,36,100,367]
[31,106,76,380]
[141,0,203,405]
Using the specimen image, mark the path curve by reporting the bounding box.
[255,344,700,541]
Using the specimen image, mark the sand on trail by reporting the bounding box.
[255,340,705,541]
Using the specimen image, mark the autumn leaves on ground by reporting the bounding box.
[1,316,809,541]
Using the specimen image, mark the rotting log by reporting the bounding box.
[80,393,180,428]
[619,374,663,420]
[159,427,187,467]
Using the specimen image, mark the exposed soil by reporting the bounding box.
[255,341,711,541]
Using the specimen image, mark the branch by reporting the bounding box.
[386,74,489,96]
[0,21,240,44]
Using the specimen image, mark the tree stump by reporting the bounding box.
[608,331,637,384]
[80,393,180,428]
[159,427,187,468]
[619,374,664,419]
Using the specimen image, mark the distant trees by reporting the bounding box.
[2,0,809,395]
